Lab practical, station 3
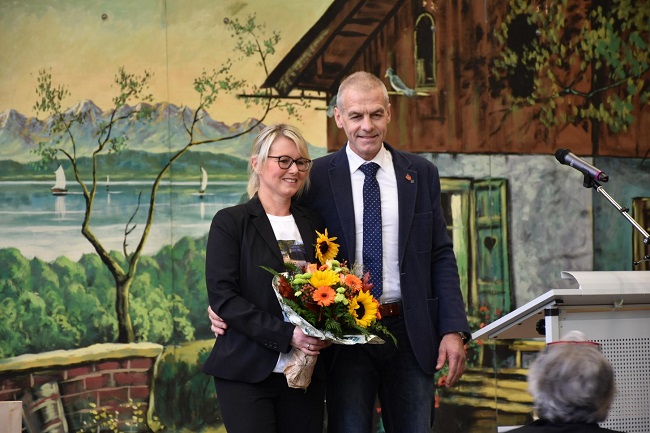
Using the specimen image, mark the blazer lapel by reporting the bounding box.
[246,196,284,264]
[329,148,357,261]
[386,144,417,266]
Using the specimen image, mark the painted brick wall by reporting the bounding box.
[0,343,163,433]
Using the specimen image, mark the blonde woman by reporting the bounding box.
[202,124,329,433]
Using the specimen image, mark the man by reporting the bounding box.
[210,71,470,432]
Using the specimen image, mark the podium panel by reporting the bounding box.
[558,308,650,432]
[472,271,650,433]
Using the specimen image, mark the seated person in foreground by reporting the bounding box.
[510,331,624,433]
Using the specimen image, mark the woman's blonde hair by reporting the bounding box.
[247,123,311,198]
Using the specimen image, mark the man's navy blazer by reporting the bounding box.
[202,196,324,383]
[301,143,470,374]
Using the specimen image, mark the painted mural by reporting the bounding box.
[1,1,648,433]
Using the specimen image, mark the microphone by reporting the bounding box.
[555,148,608,182]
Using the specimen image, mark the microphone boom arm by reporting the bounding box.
[585,175,650,266]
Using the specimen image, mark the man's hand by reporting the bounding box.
[435,332,467,387]
[208,306,228,336]
[208,305,332,353]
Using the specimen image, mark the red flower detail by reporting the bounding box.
[361,272,374,292]
[278,276,295,300]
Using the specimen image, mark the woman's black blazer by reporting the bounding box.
[202,195,324,383]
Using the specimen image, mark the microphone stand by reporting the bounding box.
[583,174,650,267]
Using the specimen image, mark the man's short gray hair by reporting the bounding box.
[336,71,389,111]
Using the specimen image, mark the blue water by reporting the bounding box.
[0,180,247,261]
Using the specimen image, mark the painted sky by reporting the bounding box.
[0,0,333,148]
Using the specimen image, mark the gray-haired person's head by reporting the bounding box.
[336,71,389,111]
[247,123,311,199]
[528,332,616,424]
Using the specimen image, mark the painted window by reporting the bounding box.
[415,13,437,88]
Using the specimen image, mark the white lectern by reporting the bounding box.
[472,271,650,433]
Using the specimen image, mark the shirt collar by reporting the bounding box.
[345,143,389,174]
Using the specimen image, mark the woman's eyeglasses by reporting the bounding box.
[267,155,312,172]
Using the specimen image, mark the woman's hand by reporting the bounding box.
[291,327,332,355]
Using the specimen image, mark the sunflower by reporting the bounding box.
[348,290,379,328]
[312,286,336,306]
[315,229,339,265]
[309,268,339,289]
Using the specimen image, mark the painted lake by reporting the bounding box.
[0,180,248,261]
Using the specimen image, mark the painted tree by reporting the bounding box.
[490,0,650,153]
[33,15,309,343]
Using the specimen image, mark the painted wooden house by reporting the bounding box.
[263,0,649,157]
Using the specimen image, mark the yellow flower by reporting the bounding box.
[313,286,336,306]
[348,290,379,328]
[315,229,340,265]
[309,269,339,289]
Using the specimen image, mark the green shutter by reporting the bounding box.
[440,178,511,319]
[473,179,510,315]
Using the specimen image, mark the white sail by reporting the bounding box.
[199,166,208,193]
[51,165,67,195]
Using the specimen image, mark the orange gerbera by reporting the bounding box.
[312,286,336,307]
[342,273,363,292]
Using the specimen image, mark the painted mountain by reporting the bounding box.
[0,100,325,163]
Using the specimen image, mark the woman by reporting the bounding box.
[202,124,330,433]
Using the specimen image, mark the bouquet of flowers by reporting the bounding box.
[264,229,395,389]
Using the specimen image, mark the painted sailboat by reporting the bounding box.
[105,175,122,195]
[51,165,68,196]
[198,166,208,198]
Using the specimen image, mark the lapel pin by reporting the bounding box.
[405,174,414,183]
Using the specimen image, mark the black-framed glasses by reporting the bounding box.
[267,155,312,172]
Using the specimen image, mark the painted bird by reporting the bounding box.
[385,67,416,97]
